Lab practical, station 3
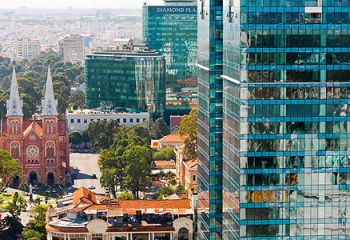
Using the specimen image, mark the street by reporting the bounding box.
[70,153,105,195]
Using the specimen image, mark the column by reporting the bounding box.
[170,232,173,240]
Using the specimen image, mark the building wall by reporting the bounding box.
[16,38,40,60]
[197,0,224,239]
[67,111,149,132]
[222,0,350,239]
[85,52,166,119]
[143,3,198,81]
[0,117,69,186]
[59,35,84,63]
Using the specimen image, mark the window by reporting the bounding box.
[71,119,74,123]
[10,142,20,159]
[84,119,88,123]
[136,118,140,123]
[10,120,19,134]
[77,119,81,123]
[130,118,133,123]
[46,142,55,158]
[192,175,196,181]
[123,119,127,123]
[46,120,54,134]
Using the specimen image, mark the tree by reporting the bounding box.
[5,192,27,218]
[98,150,125,198]
[130,125,151,143]
[152,118,170,139]
[179,109,198,160]
[153,186,175,200]
[69,132,83,145]
[22,229,42,240]
[0,192,27,240]
[0,150,21,194]
[117,192,134,200]
[22,204,47,240]
[85,120,120,151]
[68,90,85,109]
[121,145,153,199]
[153,146,176,160]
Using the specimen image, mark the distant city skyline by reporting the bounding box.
[0,0,164,9]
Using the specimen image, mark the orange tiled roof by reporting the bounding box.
[160,133,186,144]
[73,187,97,206]
[118,199,191,210]
[154,160,176,170]
[81,199,191,212]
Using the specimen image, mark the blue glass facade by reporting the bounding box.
[197,0,223,239]
[221,0,350,239]
[143,2,197,83]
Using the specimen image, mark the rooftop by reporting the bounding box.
[160,133,187,144]
[48,188,193,232]
[153,160,176,170]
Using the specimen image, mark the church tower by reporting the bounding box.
[6,67,23,138]
[41,67,59,185]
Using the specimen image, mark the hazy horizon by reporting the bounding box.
[0,0,164,9]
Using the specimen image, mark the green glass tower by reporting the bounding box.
[85,50,166,119]
[143,0,197,87]
[197,0,350,239]
[197,0,224,239]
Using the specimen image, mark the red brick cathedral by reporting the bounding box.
[0,67,69,186]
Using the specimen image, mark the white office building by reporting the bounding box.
[67,109,149,132]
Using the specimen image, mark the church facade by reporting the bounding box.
[0,67,70,186]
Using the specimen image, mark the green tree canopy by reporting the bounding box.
[154,186,175,200]
[117,192,135,200]
[121,145,153,199]
[22,204,48,240]
[0,150,21,194]
[179,109,198,160]
[152,118,170,139]
[68,90,85,109]
[153,146,176,160]
[84,120,120,151]
[69,132,83,145]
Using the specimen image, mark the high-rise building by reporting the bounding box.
[143,0,197,84]
[16,38,41,60]
[197,0,223,239]
[85,49,166,119]
[198,0,350,239]
[59,34,84,64]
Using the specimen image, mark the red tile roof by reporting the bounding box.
[153,160,176,170]
[160,133,186,144]
[73,187,97,206]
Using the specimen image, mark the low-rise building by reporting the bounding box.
[67,109,149,132]
[151,133,186,149]
[175,146,197,194]
[47,187,194,240]
[152,160,176,175]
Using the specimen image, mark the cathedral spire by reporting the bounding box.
[41,67,58,116]
[6,67,23,116]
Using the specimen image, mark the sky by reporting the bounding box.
[0,0,164,9]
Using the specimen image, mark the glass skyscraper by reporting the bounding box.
[198,0,350,239]
[85,50,165,119]
[197,0,224,239]
[143,0,198,85]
